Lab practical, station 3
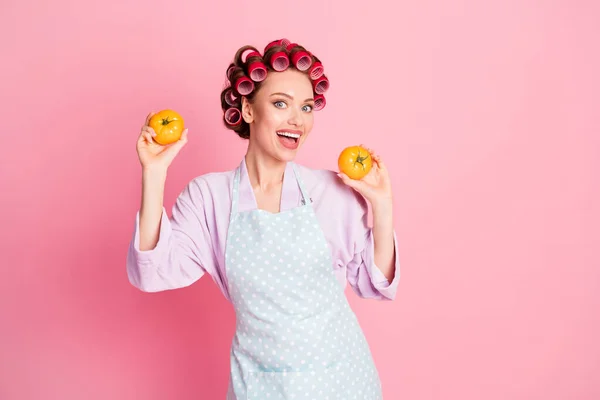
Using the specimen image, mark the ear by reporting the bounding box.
[241,97,254,124]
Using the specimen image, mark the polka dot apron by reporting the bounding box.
[225,163,383,400]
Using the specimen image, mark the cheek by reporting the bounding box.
[304,114,315,132]
[257,107,284,128]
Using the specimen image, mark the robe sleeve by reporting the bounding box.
[341,188,401,301]
[126,178,218,292]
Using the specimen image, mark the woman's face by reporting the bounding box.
[242,69,315,163]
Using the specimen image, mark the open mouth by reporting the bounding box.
[277,131,300,142]
[276,131,301,149]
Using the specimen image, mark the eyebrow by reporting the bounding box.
[270,92,314,103]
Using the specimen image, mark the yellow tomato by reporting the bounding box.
[148,109,184,145]
[338,145,372,180]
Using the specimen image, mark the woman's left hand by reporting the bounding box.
[337,145,393,207]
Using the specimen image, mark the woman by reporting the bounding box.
[127,38,401,399]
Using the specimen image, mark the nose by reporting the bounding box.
[288,107,303,127]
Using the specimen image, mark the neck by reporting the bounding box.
[244,147,287,192]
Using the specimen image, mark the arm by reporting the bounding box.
[371,199,396,283]
[139,167,168,251]
[337,148,400,300]
[129,119,213,292]
[127,176,215,293]
[341,192,401,301]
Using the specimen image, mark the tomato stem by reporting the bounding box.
[161,117,172,126]
[356,151,370,169]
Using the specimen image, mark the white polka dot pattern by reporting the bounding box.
[225,164,382,400]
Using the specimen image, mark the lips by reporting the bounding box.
[276,130,302,140]
[276,130,302,150]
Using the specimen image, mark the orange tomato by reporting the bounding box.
[338,145,373,180]
[148,109,185,145]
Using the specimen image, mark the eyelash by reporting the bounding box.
[273,100,313,112]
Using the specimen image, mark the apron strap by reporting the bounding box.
[291,163,312,205]
[230,161,311,220]
[230,166,241,219]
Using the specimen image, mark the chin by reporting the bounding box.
[274,147,298,163]
[272,138,304,162]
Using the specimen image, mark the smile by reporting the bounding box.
[276,130,302,149]
[276,131,301,140]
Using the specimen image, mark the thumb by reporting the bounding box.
[337,172,366,192]
[161,129,189,159]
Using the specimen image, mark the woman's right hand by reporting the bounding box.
[136,111,189,172]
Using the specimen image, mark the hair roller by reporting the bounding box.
[286,42,298,51]
[234,45,260,64]
[224,107,242,127]
[242,50,261,63]
[245,51,267,82]
[226,64,237,80]
[313,94,326,111]
[264,40,279,53]
[291,50,312,71]
[248,61,267,82]
[269,51,290,71]
[234,76,254,96]
[312,75,329,94]
[264,38,290,53]
[308,61,324,80]
[224,88,239,106]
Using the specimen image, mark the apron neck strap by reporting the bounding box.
[230,161,311,219]
[230,166,242,218]
[291,163,311,205]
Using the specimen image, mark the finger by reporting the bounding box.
[371,155,384,169]
[180,128,189,142]
[145,111,155,126]
[142,126,157,137]
[140,127,156,144]
[161,129,188,157]
[140,131,151,145]
[139,126,153,143]
[137,129,150,144]
[137,131,146,145]
[337,172,365,191]
[361,145,376,160]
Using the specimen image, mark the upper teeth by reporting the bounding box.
[278,132,300,138]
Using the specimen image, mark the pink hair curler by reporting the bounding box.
[313,94,326,111]
[224,108,242,126]
[312,75,329,94]
[279,38,291,48]
[286,42,298,51]
[291,50,312,71]
[224,89,239,106]
[264,38,289,53]
[242,50,261,63]
[235,76,254,96]
[226,65,237,80]
[308,61,324,80]
[269,51,290,71]
[248,61,267,82]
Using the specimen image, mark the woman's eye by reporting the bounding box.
[274,101,286,108]
[303,105,313,112]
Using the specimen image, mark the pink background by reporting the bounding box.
[1,0,599,399]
